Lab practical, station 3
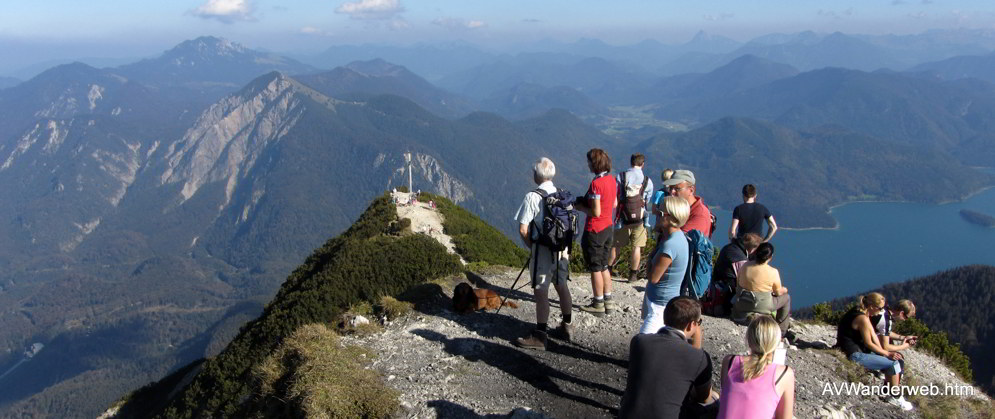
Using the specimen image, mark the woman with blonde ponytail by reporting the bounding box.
[836,292,914,411]
[717,316,794,419]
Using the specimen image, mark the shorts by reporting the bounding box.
[614,224,648,248]
[640,294,667,334]
[531,245,570,289]
[582,227,613,272]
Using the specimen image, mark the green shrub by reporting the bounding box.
[255,324,399,418]
[895,318,973,382]
[426,193,528,267]
[610,234,658,278]
[143,194,462,418]
[349,302,373,316]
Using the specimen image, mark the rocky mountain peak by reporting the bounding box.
[159,72,323,205]
[164,36,248,60]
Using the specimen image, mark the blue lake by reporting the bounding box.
[707,187,995,307]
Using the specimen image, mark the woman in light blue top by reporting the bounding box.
[640,195,690,334]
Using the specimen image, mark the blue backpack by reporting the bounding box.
[681,229,715,299]
[531,188,578,252]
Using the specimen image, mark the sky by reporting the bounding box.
[2,0,994,75]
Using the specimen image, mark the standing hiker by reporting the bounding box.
[513,157,574,350]
[576,148,617,316]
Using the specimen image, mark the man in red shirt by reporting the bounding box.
[663,170,713,238]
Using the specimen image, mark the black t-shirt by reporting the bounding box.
[620,328,713,419]
[712,240,748,284]
[837,307,871,357]
[732,202,772,237]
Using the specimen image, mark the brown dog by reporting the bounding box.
[452,282,518,313]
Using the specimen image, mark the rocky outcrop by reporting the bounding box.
[160,73,314,206]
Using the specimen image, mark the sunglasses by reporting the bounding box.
[695,317,703,326]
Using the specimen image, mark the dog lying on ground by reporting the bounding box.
[452,282,517,313]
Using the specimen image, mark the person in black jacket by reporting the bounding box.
[704,233,762,316]
[620,297,719,419]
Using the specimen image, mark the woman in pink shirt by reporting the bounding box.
[718,315,795,419]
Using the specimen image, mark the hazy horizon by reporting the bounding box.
[3,0,995,77]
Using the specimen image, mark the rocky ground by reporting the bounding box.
[344,265,987,419]
[342,198,989,418]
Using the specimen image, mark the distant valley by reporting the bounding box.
[2,31,995,416]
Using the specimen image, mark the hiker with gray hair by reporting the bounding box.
[512,157,574,350]
[663,169,714,238]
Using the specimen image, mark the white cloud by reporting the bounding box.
[188,0,256,23]
[702,13,734,22]
[336,0,404,20]
[433,17,487,30]
[817,8,854,19]
[300,26,333,36]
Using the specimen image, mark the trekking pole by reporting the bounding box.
[496,253,532,315]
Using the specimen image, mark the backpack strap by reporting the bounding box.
[638,175,649,196]
[682,233,696,298]
[775,365,790,385]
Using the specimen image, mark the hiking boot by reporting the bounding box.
[514,330,547,350]
[784,330,798,345]
[627,269,639,283]
[579,300,605,316]
[604,298,616,314]
[553,322,574,343]
[887,396,914,411]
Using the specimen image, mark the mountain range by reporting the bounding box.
[1,33,995,416]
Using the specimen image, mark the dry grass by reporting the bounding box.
[255,323,398,418]
[903,376,994,419]
[378,296,413,321]
[827,350,874,385]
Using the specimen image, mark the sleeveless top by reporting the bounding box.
[836,307,870,356]
[717,355,781,419]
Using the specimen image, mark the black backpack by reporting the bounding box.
[531,188,578,252]
[617,172,649,225]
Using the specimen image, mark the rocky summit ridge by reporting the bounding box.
[342,197,989,419]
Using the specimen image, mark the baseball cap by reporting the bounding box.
[663,169,695,187]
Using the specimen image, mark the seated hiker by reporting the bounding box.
[836,292,914,411]
[731,243,791,336]
[870,299,918,353]
[641,196,690,334]
[718,315,794,419]
[513,157,574,350]
[706,233,762,317]
[620,296,719,419]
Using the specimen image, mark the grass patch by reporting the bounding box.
[903,376,993,419]
[255,323,399,418]
[377,296,413,321]
[827,350,874,385]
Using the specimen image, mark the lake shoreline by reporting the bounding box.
[778,184,995,232]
